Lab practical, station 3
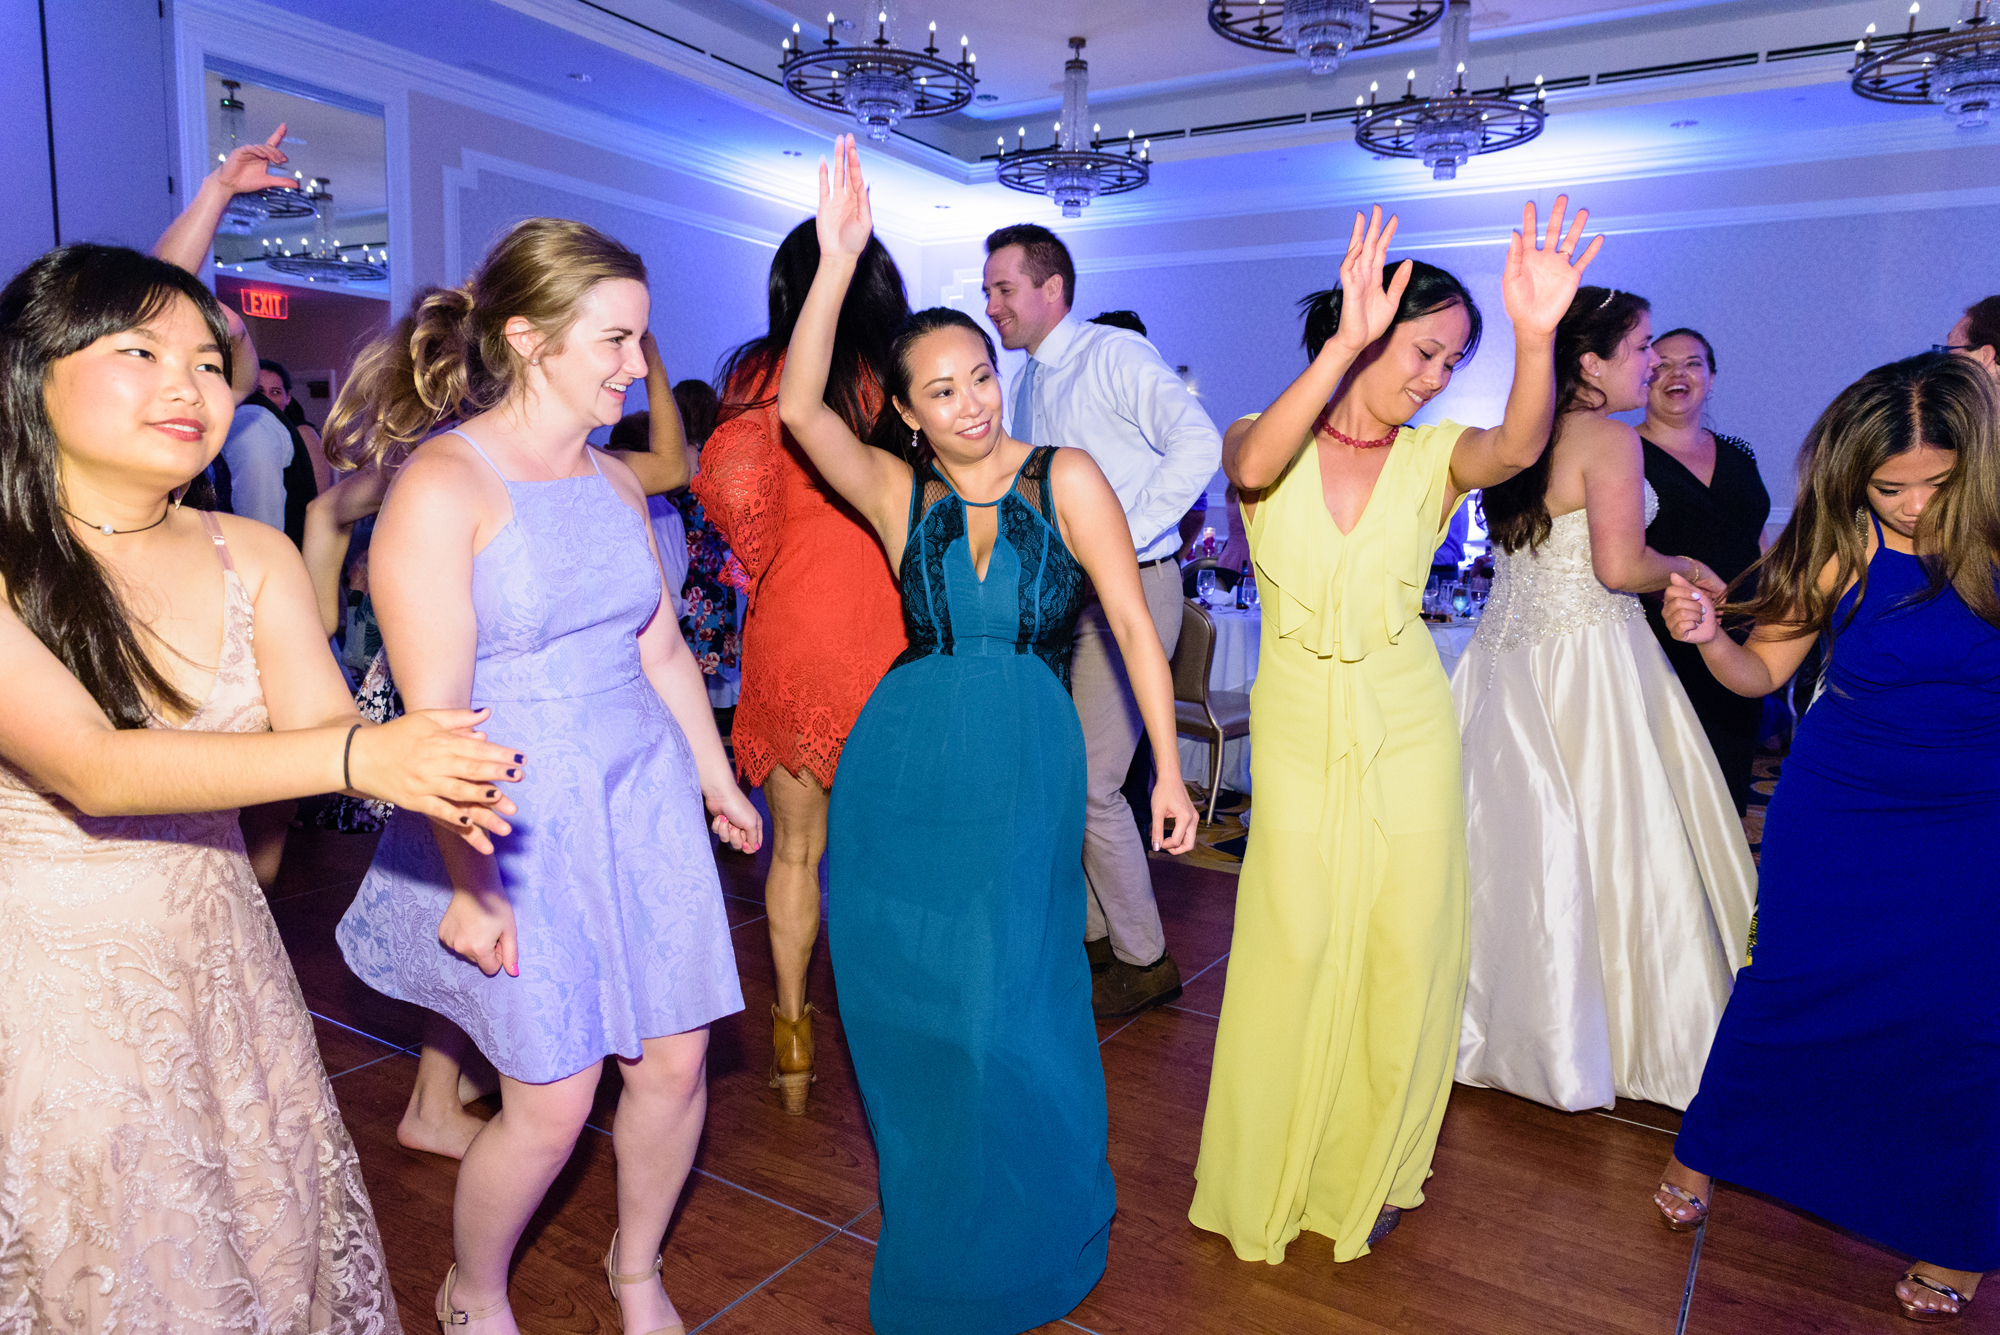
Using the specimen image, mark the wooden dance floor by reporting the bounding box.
[273,825,1982,1334]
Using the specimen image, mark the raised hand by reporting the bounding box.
[1663,572,1719,644]
[816,133,874,262]
[707,782,764,854]
[344,708,524,854]
[214,124,296,198]
[1327,205,1412,359]
[1501,195,1603,339]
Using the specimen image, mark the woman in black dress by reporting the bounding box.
[1638,327,1770,813]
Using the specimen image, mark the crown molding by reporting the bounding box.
[1061,182,2000,276]
[441,148,785,285]
[171,0,968,250]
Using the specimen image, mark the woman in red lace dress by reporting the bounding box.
[694,220,909,1112]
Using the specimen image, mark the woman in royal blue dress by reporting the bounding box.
[776,137,1197,1334]
[1653,352,2000,1323]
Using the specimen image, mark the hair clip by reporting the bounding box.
[1595,289,1620,310]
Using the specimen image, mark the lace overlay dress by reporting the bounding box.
[690,356,907,787]
[0,515,396,1333]
[1451,502,1757,1111]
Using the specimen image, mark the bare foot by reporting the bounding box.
[1654,1154,1711,1227]
[1898,1264,1983,1319]
[398,1097,487,1160]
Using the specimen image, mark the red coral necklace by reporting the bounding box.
[1322,423,1399,450]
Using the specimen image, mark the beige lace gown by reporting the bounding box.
[0,517,397,1332]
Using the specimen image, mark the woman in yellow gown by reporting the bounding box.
[1190,201,1604,1263]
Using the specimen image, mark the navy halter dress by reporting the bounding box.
[829,447,1115,1334]
[1674,519,2000,1271]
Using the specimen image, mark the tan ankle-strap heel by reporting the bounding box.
[605,1228,686,1335]
[434,1263,507,1329]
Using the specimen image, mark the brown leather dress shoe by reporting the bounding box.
[1092,950,1183,1018]
[1085,937,1116,974]
[770,1004,816,1116]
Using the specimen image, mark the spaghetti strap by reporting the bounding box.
[197,508,237,574]
[445,427,508,481]
[585,447,606,478]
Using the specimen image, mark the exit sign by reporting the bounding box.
[240,288,289,320]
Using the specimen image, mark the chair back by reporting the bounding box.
[1171,599,1218,706]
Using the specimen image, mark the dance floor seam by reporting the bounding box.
[269,826,1984,1333]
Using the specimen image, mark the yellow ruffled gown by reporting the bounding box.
[1190,419,1472,1264]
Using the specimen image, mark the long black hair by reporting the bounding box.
[717,218,909,441]
[871,307,999,458]
[0,243,236,727]
[1298,260,1484,364]
[1482,286,1651,553]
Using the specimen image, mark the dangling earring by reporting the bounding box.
[171,485,185,512]
[1854,506,1870,539]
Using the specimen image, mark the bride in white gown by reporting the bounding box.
[1451,287,1756,1112]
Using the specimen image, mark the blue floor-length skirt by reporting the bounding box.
[830,652,1114,1335]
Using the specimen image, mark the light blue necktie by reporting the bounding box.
[1012,357,1037,444]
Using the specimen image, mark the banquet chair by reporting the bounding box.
[1180,558,1240,599]
[1171,599,1251,825]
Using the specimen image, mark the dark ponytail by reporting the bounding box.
[1298,260,1484,364]
[1482,286,1651,553]
[0,244,234,726]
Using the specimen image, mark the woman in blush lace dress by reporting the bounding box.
[1454,288,1757,1114]
[0,243,523,1330]
[692,219,909,1114]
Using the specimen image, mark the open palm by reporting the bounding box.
[816,133,874,262]
[1327,205,1412,358]
[1502,195,1602,339]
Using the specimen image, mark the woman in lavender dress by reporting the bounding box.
[333,218,761,1334]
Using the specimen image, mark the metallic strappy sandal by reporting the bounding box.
[1898,1270,1974,1324]
[605,1228,687,1335]
[1654,1181,1709,1232]
[434,1264,507,1330]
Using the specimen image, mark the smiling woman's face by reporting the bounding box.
[1648,332,1713,420]
[1345,301,1471,428]
[43,292,233,493]
[895,325,1006,465]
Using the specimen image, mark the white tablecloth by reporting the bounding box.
[1176,600,1479,799]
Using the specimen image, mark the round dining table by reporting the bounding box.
[1176,598,1479,798]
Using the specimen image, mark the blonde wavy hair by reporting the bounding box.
[326,217,647,470]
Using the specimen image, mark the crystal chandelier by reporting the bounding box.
[1352,0,1545,179]
[1208,0,1444,75]
[1852,1,1999,129]
[780,6,978,141]
[264,180,390,284]
[215,80,314,235]
[994,38,1150,217]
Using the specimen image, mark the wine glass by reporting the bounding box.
[1195,568,1219,603]
[1450,582,1473,619]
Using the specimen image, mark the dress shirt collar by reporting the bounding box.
[1029,311,1085,369]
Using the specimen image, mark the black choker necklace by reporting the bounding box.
[63,502,171,536]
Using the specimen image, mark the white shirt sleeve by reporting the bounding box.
[220,406,293,532]
[1103,336,1223,556]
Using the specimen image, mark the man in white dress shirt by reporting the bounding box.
[983,223,1222,1018]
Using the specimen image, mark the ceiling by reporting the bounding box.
[244,0,1995,247]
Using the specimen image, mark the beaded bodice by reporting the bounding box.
[891,447,1089,688]
[1474,488,1657,656]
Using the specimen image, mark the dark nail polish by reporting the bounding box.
[460,815,471,825]
[486,789,498,799]
[513,753,524,763]
[507,768,520,779]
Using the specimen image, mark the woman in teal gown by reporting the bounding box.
[775,136,1197,1334]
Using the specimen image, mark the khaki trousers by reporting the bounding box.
[1071,559,1184,966]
